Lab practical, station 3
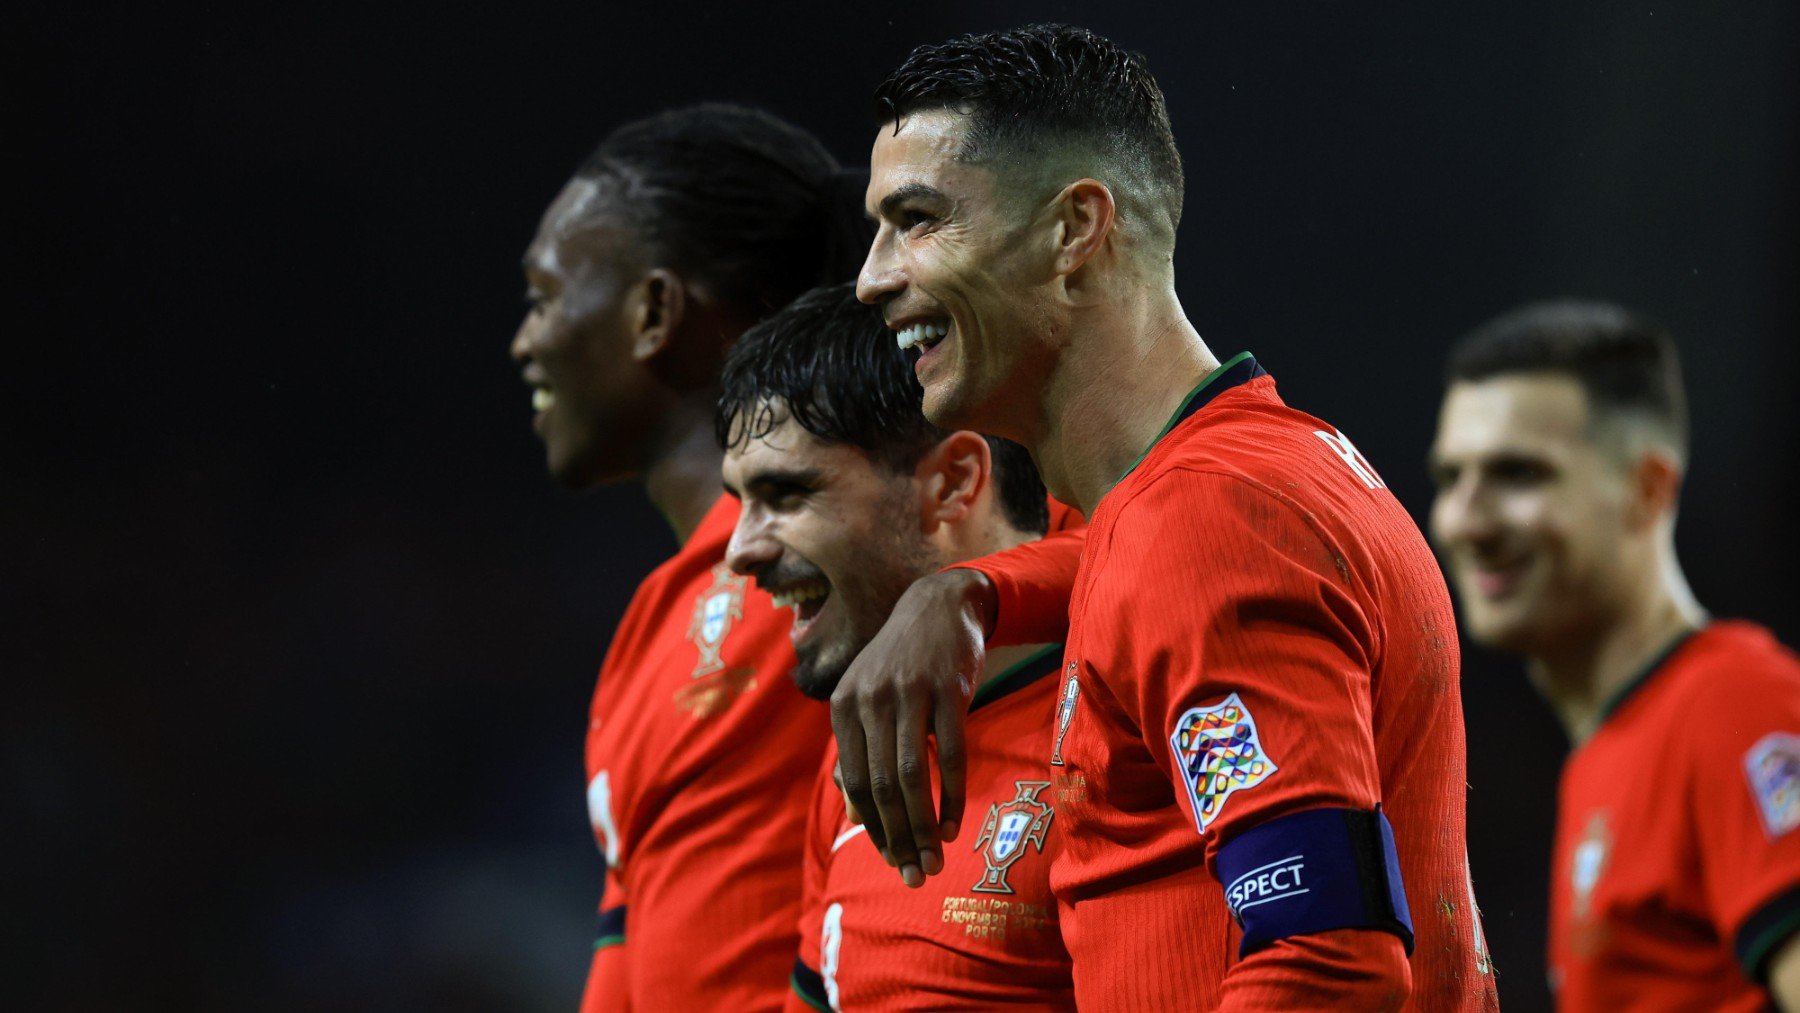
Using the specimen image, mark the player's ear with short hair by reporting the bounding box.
[915,431,992,533]
[628,268,685,362]
[1624,448,1683,532]
[1051,178,1117,282]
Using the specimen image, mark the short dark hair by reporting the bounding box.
[574,104,871,318]
[873,24,1184,239]
[1447,299,1689,459]
[717,283,1050,535]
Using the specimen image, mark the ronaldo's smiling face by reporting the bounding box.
[722,409,937,700]
[1428,374,1633,654]
[857,110,1057,438]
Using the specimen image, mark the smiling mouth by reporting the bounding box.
[532,387,554,412]
[769,580,831,639]
[1465,557,1529,599]
[895,318,950,352]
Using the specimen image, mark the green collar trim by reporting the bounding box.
[1116,350,1257,484]
[969,644,1063,711]
[1593,626,1703,728]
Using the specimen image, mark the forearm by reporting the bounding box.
[949,525,1083,647]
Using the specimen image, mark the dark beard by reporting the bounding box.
[791,645,848,702]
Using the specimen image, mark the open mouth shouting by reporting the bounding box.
[768,577,832,646]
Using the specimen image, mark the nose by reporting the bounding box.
[725,506,781,578]
[510,312,536,364]
[1431,473,1499,551]
[856,226,903,307]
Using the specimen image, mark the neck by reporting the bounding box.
[641,391,726,544]
[1030,286,1219,513]
[1528,545,1707,746]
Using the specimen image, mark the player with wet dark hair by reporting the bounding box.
[717,282,1048,537]
[1431,300,1800,1011]
[717,284,1072,1009]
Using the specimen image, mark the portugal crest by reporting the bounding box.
[1570,810,1612,920]
[1050,662,1080,767]
[685,563,746,678]
[972,781,1054,894]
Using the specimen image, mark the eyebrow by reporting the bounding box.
[723,466,824,500]
[878,182,948,220]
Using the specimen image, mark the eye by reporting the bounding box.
[768,483,810,510]
[1427,463,1458,491]
[1488,457,1553,486]
[901,209,937,233]
[752,480,811,512]
[524,291,551,316]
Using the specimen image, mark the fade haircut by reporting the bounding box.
[718,283,1050,535]
[1448,299,1690,463]
[573,104,871,319]
[873,24,1184,243]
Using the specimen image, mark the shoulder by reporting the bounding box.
[1093,464,1338,590]
[1660,621,1800,711]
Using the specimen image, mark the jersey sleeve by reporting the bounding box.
[579,869,631,1013]
[1101,470,1384,845]
[1687,662,1800,980]
[1094,470,1406,1000]
[954,497,1086,648]
[788,748,841,1013]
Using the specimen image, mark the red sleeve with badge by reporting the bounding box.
[1551,620,1800,1012]
[1050,370,1495,1011]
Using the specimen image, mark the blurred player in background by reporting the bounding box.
[834,23,1496,1010]
[716,284,1075,1011]
[1429,301,1800,1011]
[510,104,868,1011]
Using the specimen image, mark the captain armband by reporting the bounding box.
[1215,807,1414,958]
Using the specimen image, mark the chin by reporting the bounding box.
[792,660,845,702]
[1465,609,1550,655]
[550,447,633,491]
[921,384,990,435]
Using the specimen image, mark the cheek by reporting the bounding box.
[1495,491,1554,538]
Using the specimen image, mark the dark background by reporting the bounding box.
[9,2,1796,1009]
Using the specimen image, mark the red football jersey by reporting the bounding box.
[1049,354,1497,1010]
[579,494,831,1012]
[965,505,1085,648]
[788,647,1075,1012]
[1549,620,1800,1011]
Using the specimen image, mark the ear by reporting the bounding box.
[1050,178,1116,279]
[628,268,687,364]
[1624,449,1682,531]
[915,431,992,534]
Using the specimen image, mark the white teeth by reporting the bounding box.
[532,388,554,411]
[770,582,828,610]
[895,321,950,350]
